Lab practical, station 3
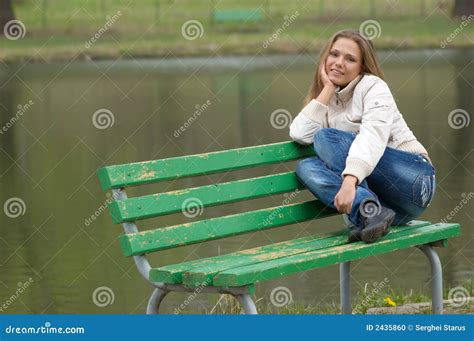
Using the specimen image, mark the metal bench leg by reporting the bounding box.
[235,294,258,314]
[146,288,169,314]
[340,261,351,314]
[417,245,443,314]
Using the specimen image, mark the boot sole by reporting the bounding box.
[361,212,395,243]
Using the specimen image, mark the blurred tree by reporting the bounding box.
[0,0,16,35]
[453,0,474,17]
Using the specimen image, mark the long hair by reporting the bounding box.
[303,29,385,106]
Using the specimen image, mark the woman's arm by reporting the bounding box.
[289,67,336,145]
[334,79,395,214]
[341,80,395,185]
[289,99,329,144]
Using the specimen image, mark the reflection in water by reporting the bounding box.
[0,49,472,313]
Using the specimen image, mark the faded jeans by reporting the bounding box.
[295,128,436,229]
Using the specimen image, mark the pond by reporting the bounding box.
[0,48,472,313]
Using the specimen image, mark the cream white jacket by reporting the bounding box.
[289,74,428,184]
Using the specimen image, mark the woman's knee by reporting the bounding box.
[313,128,338,151]
[295,157,314,181]
[313,128,353,157]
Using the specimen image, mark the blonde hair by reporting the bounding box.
[304,29,385,106]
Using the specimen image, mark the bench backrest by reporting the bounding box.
[97,141,338,257]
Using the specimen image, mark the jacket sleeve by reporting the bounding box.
[289,99,328,145]
[342,81,395,184]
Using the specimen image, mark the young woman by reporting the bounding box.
[289,29,436,243]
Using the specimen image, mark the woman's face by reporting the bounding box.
[325,37,362,87]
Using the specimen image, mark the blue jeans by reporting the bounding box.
[295,128,436,229]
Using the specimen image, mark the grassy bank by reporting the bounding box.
[203,280,474,314]
[0,0,473,63]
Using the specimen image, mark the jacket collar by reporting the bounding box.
[335,74,364,103]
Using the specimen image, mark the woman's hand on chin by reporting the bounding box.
[320,65,337,89]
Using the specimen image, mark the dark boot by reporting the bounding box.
[348,226,363,243]
[360,206,396,243]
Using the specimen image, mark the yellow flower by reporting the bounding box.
[384,297,396,307]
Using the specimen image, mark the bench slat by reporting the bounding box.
[108,172,303,223]
[212,223,461,287]
[97,141,313,190]
[149,220,431,285]
[150,228,348,284]
[119,200,338,256]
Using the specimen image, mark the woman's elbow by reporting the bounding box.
[289,128,312,145]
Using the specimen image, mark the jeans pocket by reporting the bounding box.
[412,174,435,207]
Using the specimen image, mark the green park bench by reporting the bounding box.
[211,9,264,30]
[212,9,263,22]
[97,141,461,314]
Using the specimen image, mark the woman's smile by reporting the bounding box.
[331,69,344,76]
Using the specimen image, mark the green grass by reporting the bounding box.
[0,0,472,63]
[200,279,474,314]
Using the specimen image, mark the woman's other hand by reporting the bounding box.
[334,175,357,214]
